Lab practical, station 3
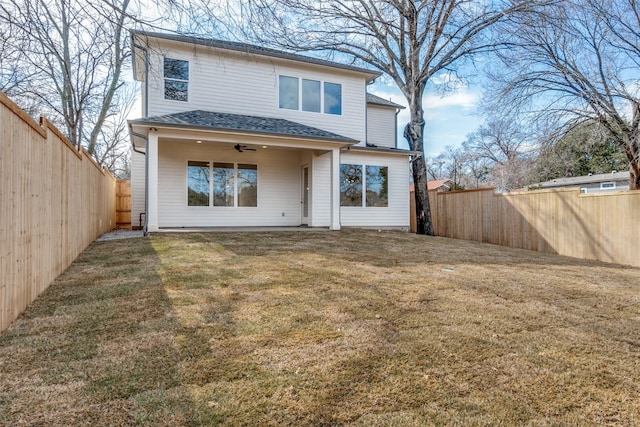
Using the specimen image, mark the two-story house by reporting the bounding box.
[128,31,412,232]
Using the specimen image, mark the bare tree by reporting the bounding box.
[462,117,533,191]
[188,0,544,234]
[0,0,138,172]
[491,0,640,189]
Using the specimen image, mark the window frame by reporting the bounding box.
[340,163,389,208]
[600,181,615,190]
[278,74,342,116]
[163,57,189,102]
[187,160,211,207]
[186,160,258,208]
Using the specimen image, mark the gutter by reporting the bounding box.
[127,126,149,236]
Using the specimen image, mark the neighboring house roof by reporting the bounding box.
[537,171,630,189]
[131,30,381,81]
[428,179,454,190]
[128,110,358,143]
[409,179,454,192]
[366,93,406,109]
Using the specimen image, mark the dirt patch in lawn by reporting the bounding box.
[1,230,639,425]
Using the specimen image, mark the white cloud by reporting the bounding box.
[424,89,479,111]
[368,83,482,153]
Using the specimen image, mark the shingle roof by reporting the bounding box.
[128,110,358,143]
[132,30,381,80]
[538,171,630,188]
[366,93,406,109]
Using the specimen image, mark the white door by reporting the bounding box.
[301,165,309,225]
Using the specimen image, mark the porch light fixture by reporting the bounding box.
[262,145,267,148]
[196,140,202,144]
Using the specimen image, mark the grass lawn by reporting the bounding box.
[1,230,639,426]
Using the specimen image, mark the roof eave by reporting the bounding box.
[131,30,382,81]
[128,119,359,145]
[344,145,419,156]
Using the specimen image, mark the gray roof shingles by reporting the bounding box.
[366,93,405,109]
[129,110,358,143]
[132,30,381,80]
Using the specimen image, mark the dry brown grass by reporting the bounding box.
[1,230,639,426]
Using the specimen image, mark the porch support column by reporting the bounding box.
[147,129,159,232]
[330,147,341,230]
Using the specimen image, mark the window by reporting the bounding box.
[164,58,189,101]
[302,79,321,112]
[600,182,615,189]
[188,161,258,207]
[366,166,388,207]
[279,75,342,115]
[340,164,363,206]
[324,82,342,115]
[213,163,235,206]
[187,161,210,206]
[279,75,299,110]
[340,164,389,207]
[238,164,258,207]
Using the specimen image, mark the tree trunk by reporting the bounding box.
[404,104,434,236]
[628,137,640,190]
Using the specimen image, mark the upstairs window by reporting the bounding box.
[302,79,321,112]
[279,76,299,110]
[279,75,342,115]
[164,58,189,101]
[324,82,342,115]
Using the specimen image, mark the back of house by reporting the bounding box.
[128,31,411,231]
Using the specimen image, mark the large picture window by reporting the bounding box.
[187,161,210,206]
[187,161,258,207]
[279,75,342,115]
[213,162,235,207]
[340,164,363,206]
[164,58,189,101]
[366,166,388,207]
[340,164,388,207]
[238,164,258,207]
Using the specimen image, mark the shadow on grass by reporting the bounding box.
[0,237,208,425]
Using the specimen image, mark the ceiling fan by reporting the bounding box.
[234,144,256,153]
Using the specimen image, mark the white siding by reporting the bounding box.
[157,141,303,227]
[144,40,367,143]
[339,151,410,228]
[131,150,146,229]
[311,151,332,227]
[366,105,396,148]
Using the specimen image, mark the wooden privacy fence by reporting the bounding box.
[0,91,116,331]
[116,180,132,229]
[411,187,640,268]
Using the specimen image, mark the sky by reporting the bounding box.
[368,77,483,156]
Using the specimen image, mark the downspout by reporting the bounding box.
[395,108,400,149]
[129,128,148,236]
